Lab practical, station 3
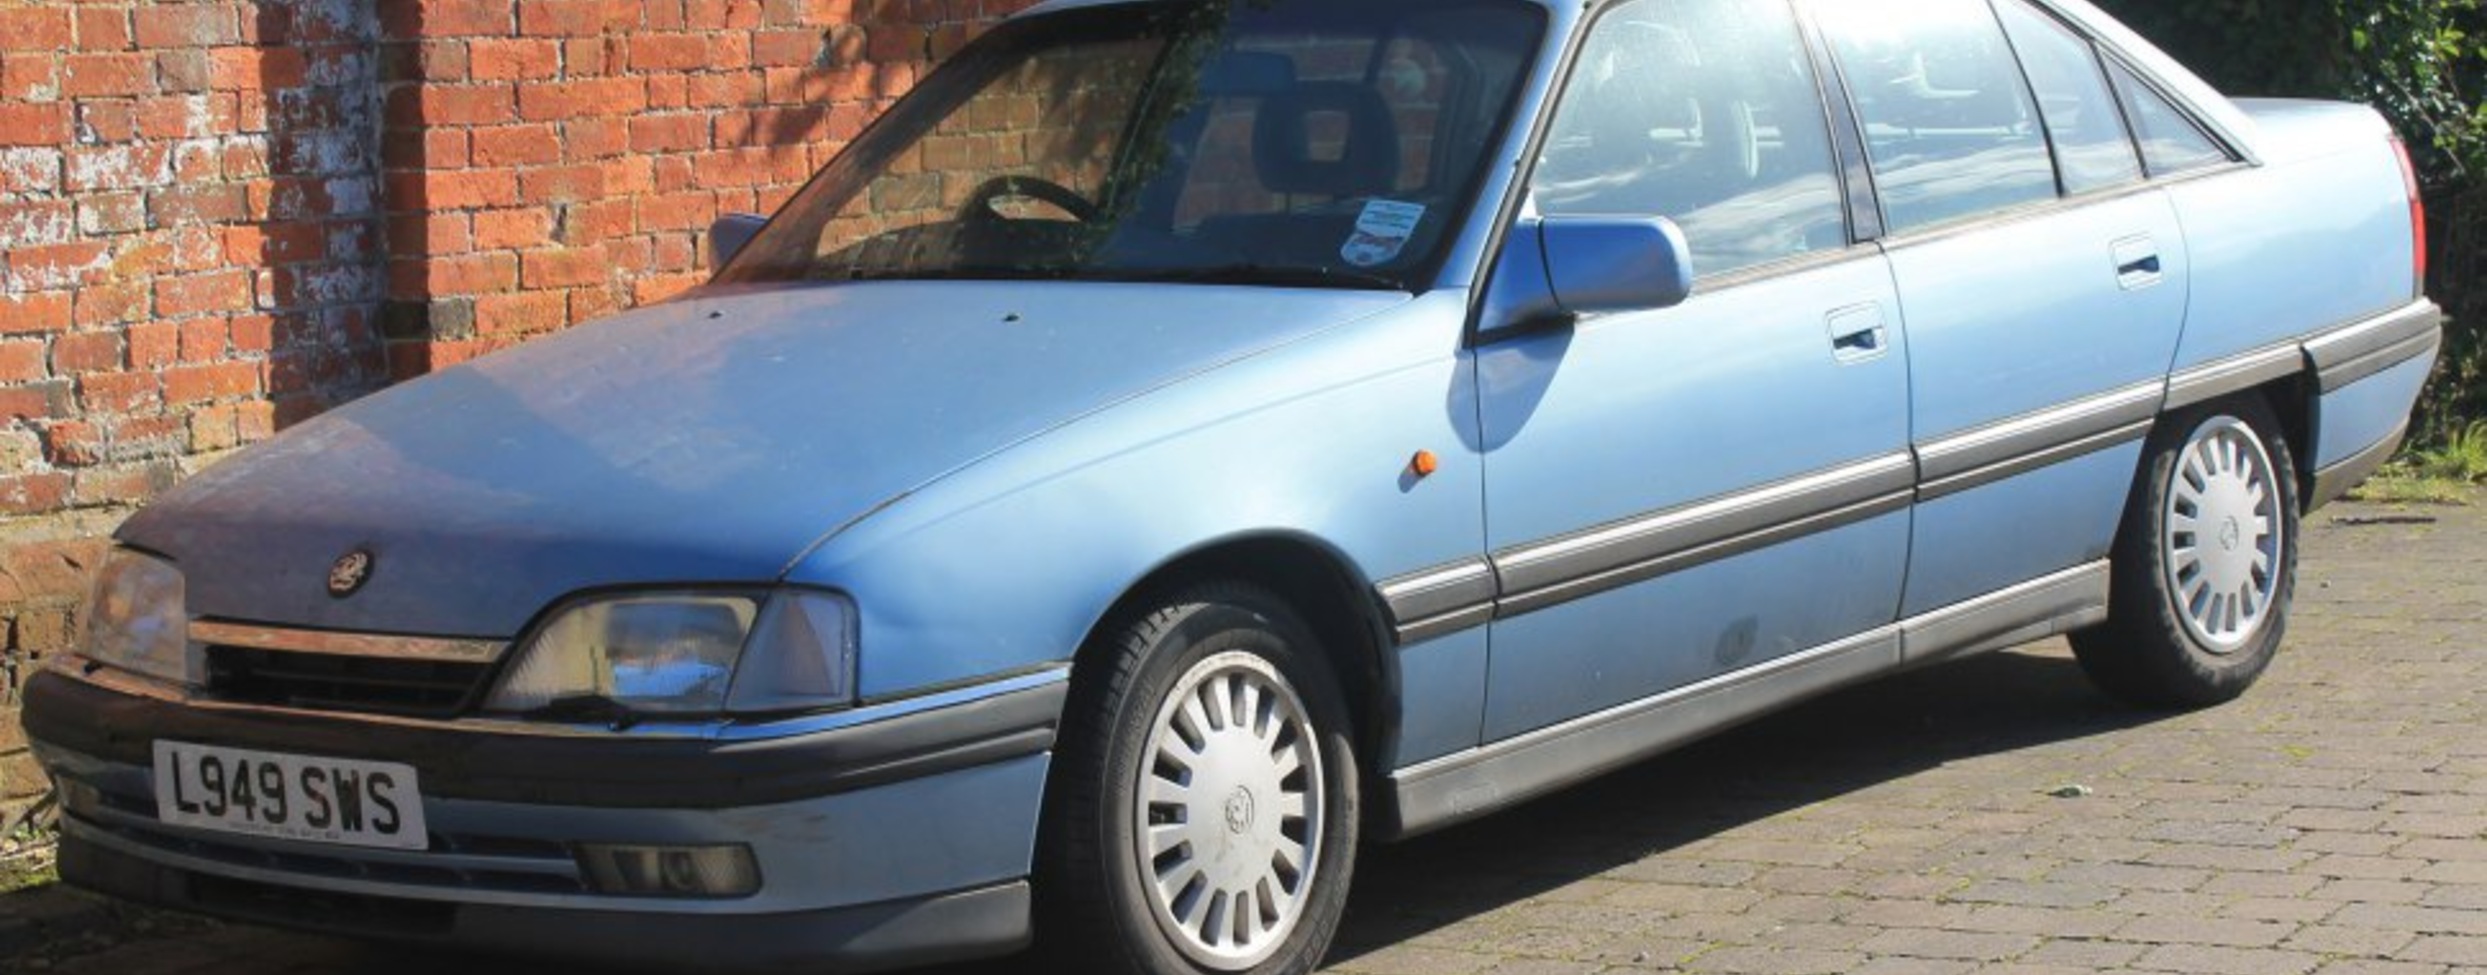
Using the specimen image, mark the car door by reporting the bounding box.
[1812,0,2190,617]
[1473,0,1913,741]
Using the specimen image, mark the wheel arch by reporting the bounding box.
[2154,368,2319,509]
[1064,531,1405,802]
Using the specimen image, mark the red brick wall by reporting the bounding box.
[0,0,1034,827]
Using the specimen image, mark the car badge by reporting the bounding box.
[328,549,374,598]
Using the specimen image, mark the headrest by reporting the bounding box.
[1252,81,1401,197]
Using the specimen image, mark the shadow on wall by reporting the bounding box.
[250,0,388,431]
[373,1,1035,381]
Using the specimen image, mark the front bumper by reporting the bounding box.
[24,666,1067,972]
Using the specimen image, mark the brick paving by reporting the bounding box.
[3,495,2483,974]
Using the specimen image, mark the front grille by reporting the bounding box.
[207,646,490,718]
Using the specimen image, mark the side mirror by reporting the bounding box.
[1480,216,1695,333]
[709,212,770,269]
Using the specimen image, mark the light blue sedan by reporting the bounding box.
[27,0,2440,971]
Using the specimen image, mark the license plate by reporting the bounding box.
[152,741,429,851]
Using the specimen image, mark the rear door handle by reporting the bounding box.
[2113,234,2162,290]
[1827,303,1888,363]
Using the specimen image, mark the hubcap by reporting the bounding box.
[1135,652,1324,970]
[2163,417,2283,653]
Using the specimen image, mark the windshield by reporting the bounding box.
[715,0,1545,291]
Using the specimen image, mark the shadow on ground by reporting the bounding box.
[5,645,2172,974]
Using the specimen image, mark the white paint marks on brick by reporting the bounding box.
[0,205,73,249]
[0,149,64,195]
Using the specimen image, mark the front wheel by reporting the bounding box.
[1039,584,1360,975]
[2072,399,2300,707]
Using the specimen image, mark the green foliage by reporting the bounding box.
[2091,1,2479,178]
[2410,419,2487,479]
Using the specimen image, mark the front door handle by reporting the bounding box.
[2113,234,2162,290]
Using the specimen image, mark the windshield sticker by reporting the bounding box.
[1341,200,1427,268]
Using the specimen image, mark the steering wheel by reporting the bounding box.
[958,174,1101,223]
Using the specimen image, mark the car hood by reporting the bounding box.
[125,281,1411,637]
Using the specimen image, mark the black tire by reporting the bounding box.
[2073,397,2300,708]
[1037,583,1360,975]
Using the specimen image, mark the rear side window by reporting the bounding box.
[1818,0,2056,233]
[1993,0,2141,195]
[2105,59,2232,176]
[1532,0,1846,278]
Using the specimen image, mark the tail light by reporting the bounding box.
[2390,135,2427,296]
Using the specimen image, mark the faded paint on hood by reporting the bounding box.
[124,281,1411,637]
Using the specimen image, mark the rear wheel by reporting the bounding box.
[2073,399,2300,707]
[1039,584,1359,975]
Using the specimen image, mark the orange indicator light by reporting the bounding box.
[1410,450,1439,477]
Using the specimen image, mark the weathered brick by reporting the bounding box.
[73,7,132,51]
[629,114,712,153]
[0,293,72,336]
[520,246,610,288]
[0,7,73,53]
[63,52,157,97]
[0,473,71,516]
[78,371,161,414]
[155,271,253,317]
[517,0,637,37]
[133,5,242,49]
[161,361,260,404]
[0,104,71,147]
[469,123,560,167]
[0,341,47,384]
[629,33,713,70]
[384,82,516,126]
[467,38,561,81]
[50,333,123,375]
[385,169,519,210]
[517,77,648,120]
[472,209,553,250]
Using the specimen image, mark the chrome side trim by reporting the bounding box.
[1496,491,1911,618]
[2166,342,2301,410]
[1385,627,1902,837]
[1494,454,1915,601]
[188,620,506,664]
[2303,299,2444,377]
[2310,416,2412,511]
[1377,560,1498,645]
[1394,605,1495,647]
[717,666,1070,742]
[2319,329,2440,394]
[1917,419,2154,502]
[1383,563,2116,838]
[1899,561,2109,667]
[2167,299,2443,409]
[1914,382,2161,501]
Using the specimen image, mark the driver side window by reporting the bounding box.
[1532,0,1846,279]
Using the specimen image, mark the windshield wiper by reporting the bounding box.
[1116,264,1409,291]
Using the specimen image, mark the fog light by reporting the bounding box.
[574,843,761,898]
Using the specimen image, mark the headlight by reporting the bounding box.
[486,589,857,718]
[80,549,195,685]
